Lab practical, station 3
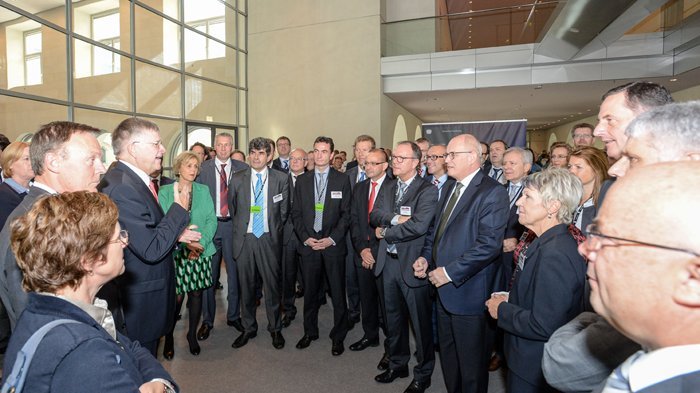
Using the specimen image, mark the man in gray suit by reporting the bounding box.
[582,162,700,392]
[229,137,289,350]
[0,122,106,327]
[196,132,248,340]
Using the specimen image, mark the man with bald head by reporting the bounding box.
[424,144,453,201]
[414,134,509,393]
[580,161,700,391]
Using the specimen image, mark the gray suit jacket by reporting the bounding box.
[229,168,289,260]
[196,158,248,207]
[0,186,50,328]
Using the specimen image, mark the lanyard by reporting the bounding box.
[315,172,328,203]
[251,173,268,203]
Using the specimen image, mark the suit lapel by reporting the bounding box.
[443,172,483,230]
[118,162,163,216]
[241,170,252,214]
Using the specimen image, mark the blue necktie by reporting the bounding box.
[359,171,366,182]
[313,172,326,232]
[252,173,264,238]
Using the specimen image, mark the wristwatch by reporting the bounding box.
[380,227,387,238]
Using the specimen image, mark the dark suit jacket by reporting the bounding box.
[0,186,50,328]
[272,157,290,173]
[0,182,27,230]
[498,223,587,386]
[196,158,248,208]
[420,170,509,315]
[370,176,438,286]
[291,168,351,257]
[98,161,190,344]
[504,182,526,240]
[229,168,289,260]
[424,174,455,202]
[349,178,386,266]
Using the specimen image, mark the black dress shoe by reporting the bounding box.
[163,334,174,360]
[231,331,257,348]
[295,288,304,298]
[349,337,379,351]
[227,318,244,332]
[187,333,201,356]
[377,352,390,370]
[403,379,431,393]
[197,324,212,341]
[281,314,295,328]
[331,340,344,356]
[295,334,319,349]
[216,281,223,290]
[271,331,285,349]
[374,367,409,383]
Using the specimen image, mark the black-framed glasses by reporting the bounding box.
[363,161,386,167]
[585,223,700,257]
[110,229,129,247]
[445,151,473,160]
[391,155,418,164]
[425,154,445,161]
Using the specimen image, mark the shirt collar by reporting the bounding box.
[119,160,152,186]
[251,167,268,177]
[629,345,700,391]
[215,157,231,167]
[3,178,29,194]
[32,181,59,195]
[457,167,480,189]
[48,294,117,340]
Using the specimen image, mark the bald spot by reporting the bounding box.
[600,161,700,252]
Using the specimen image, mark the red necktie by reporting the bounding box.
[219,163,228,217]
[368,181,378,223]
[148,180,159,202]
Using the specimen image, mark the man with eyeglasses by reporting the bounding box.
[371,141,438,393]
[281,148,308,327]
[272,136,292,173]
[195,132,248,342]
[98,117,200,356]
[571,123,596,148]
[581,162,700,392]
[348,148,390,362]
[425,144,454,201]
[413,134,509,393]
[415,137,431,178]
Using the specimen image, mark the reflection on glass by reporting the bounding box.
[4,0,66,28]
[184,30,236,85]
[135,61,182,118]
[0,95,68,137]
[185,76,236,124]
[73,0,130,54]
[24,30,42,85]
[73,39,131,111]
[184,0,224,25]
[135,4,180,68]
[139,0,179,20]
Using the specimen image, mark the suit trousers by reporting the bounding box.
[437,300,491,393]
[300,248,349,341]
[507,369,558,393]
[238,233,282,333]
[383,255,434,383]
[203,220,239,327]
[355,257,380,341]
[345,235,361,320]
[282,236,301,318]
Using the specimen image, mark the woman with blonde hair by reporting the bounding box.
[0,141,34,228]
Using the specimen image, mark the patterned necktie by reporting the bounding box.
[282,160,289,171]
[508,183,521,208]
[148,179,159,202]
[492,168,503,182]
[313,172,326,232]
[434,182,464,249]
[252,173,264,238]
[387,181,407,254]
[359,171,366,182]
[219,163,228,217]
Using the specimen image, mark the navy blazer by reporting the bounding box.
[229,168,289,260]
[370,176,438,287]
[421,170,509,315]
[0,182,26,229]
[98,161,189,344]
[498,223,587,386]
[3,293,177,392]
[504,181,526,240]
[291,168,351,257]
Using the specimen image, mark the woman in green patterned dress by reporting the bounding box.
[159,151,217,358]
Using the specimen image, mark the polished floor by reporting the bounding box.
[160,275,507,393]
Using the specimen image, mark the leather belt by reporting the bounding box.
[217,217,231,222]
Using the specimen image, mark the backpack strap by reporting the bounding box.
[2,319,82,393]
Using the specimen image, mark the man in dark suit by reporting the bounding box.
[99,117,200,355]
[348,148,389,355]
[271,136,291,173]
[414,134,509,393]
[424,144,454,201]
[344,134,376,325]
[229,137,289,350]
[281,148,307,327]
[581,162,700,393]
[196,132,248,341]
[291,136,351,356]
[371,141,438,393]
[415,138,430,178]
[487,140,508,185]
[0,122,107,328]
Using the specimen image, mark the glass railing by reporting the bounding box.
[382,1,560,57]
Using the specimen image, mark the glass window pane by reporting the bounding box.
[238,0,246,14]
[238,51,246,88]
[93,12,120,41]
[24,31,42,54]
[138,0,179,20]
[135,4,180,69]
[185,76,236,124]
[0,96,69,141]
[4,0,67,28]
[238,89,246,126]
[73,0,130,53]
[25,57,42,85]
[73,39,131,111]
[237,12,246,50]
[184,0,236,47]
[184,29,207,62]
[185,31,236,84]
[184,0,224,24]
[135,61,182,118]
[73,108,129,165]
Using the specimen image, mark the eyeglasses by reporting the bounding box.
[110,229,129,247]
[391,155,418,164]
[573,134,593,139]
[132,140,163,148]
[585,223,700,257]
[444,151,473,160]
[425,154,445,161]
[363,161,386,167]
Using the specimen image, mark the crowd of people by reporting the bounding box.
[0,80,698,393]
